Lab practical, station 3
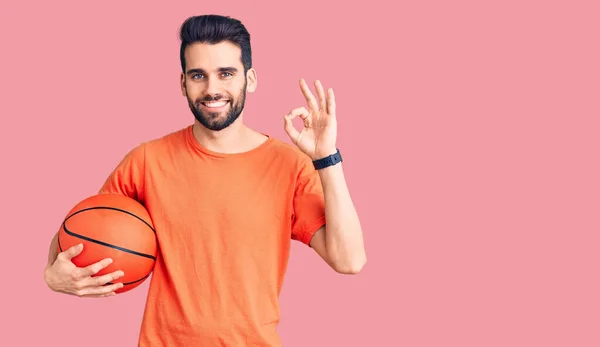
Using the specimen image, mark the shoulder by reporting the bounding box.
[147,126,189,146]
[136,126,190,154]
[264,137,317,179]
[267,137,313,166]
[108,126,189,168]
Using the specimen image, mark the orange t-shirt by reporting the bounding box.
[99,125,326,346]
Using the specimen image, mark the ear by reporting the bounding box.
[246,68,258,93]
[180,72,186,97]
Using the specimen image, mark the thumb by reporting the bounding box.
[62,243,84,260]
[283,114,301,145]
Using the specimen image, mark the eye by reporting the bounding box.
[221,72,233,78]
[191,73,204,80]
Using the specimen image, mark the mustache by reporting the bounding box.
[197,94,229,103]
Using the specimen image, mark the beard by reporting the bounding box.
[187,81,247,131]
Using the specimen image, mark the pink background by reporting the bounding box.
[1,0,599,346]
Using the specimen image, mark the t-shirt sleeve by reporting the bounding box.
[98,143,146,202]
[291,154,327,246]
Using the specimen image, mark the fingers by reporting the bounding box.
[299,79,319,112]
[327,88,336,116]
[283,114,301,145]
[314,80,327,111]
[300,79,334,117]
[80,292,117,298]
[75,282,124,297]
[75,257,113,279]
[288,107,311,127]
[284,106,313,145]
[73,268,124,298]
[59,243,83,261]
[84,270,125,288]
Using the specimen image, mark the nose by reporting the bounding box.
[204,77,222,99]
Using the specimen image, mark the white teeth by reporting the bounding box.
[203,101,227,108]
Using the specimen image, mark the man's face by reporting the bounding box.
[181,41,257,131]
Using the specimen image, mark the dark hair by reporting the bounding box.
[179,15,252,74]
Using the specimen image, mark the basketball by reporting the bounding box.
[57,193,157,294]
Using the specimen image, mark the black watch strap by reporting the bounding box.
[313,149,342,170]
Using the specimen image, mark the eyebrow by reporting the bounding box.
[186,67,238,75]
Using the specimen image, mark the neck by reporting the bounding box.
[192,114,263,154]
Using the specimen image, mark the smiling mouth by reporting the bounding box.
[200,100,229,108]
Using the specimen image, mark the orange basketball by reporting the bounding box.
[57,193,157,294]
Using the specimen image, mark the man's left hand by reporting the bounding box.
[284,79,338,160]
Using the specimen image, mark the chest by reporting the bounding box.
[143,155,295,242]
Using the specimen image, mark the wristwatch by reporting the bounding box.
[313,149,342,170]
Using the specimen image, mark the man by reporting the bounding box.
[44,14,366,346]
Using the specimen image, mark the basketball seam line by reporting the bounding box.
[59,230,153,286]
[62,223,157,260]
[108,273,151,286]
[65,206,156,234]
[58,227,153,286]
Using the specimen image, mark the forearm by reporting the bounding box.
[46,232,59,268]
[318,162,366,272]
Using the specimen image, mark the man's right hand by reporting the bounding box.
[44,243,125,298]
